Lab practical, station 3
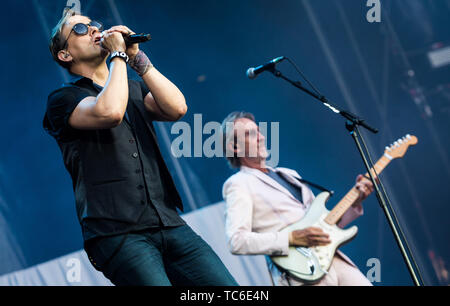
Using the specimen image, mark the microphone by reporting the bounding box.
[124,33,151,46]
[246,56,286,79]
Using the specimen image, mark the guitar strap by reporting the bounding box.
[293,176,334,196]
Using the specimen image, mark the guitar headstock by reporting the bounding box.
[384,134,418,159]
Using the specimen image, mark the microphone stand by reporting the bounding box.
[268,67,423,286]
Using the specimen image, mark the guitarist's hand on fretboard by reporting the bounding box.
[355,174,375,202]
[289,227,332,247]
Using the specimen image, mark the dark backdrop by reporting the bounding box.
[1,0,449,285]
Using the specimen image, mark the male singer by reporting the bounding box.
[43,11,237,286]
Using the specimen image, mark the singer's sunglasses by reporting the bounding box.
[62,20,103,50]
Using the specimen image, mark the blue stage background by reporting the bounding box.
[1,0,449,285]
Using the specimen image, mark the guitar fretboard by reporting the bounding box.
[324,154,392,225]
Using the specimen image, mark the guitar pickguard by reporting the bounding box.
[271,201,358,283]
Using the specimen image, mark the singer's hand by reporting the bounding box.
[100,30,126,53]
[104,25,139,60]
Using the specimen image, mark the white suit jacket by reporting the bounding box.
[222,166,363,267]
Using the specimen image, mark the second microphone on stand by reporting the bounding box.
[246,56,286,79]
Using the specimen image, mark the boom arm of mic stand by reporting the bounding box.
[269,68,378,134]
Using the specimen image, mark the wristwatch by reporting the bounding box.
[110,51,129,63]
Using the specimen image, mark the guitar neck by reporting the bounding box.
[324,154,392,225]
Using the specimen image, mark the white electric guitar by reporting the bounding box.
[271,134,418,283]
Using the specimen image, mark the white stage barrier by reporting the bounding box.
[0,202,272,286]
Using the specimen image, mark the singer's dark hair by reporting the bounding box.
[49,9,83,71]
[221,111,256,169]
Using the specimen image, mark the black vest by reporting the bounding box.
[44,77,185,241]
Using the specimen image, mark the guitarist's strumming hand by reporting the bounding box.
[289,227,331,247]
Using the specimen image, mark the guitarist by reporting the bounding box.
[221,111,374,286]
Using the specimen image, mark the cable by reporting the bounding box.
[285,57,323,97]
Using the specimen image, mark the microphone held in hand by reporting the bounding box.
[123,33,151,46]
[246,56,286,79]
